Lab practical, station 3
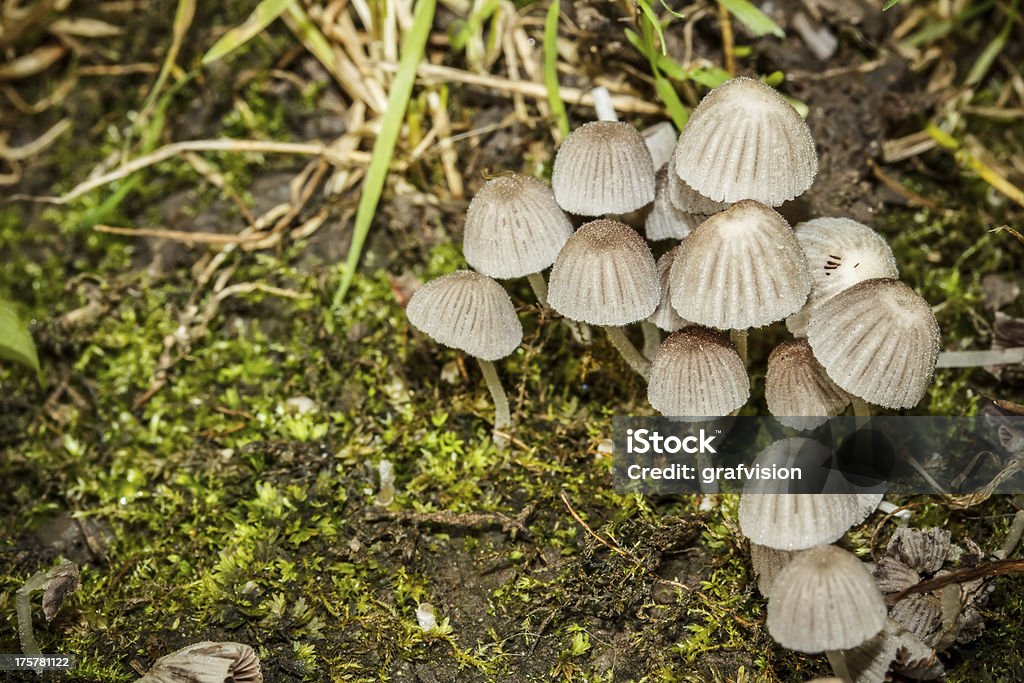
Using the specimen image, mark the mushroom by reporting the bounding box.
[645,167,698,242]
[647,326,749,419]
[647,245,688,333]
[551,121,656,216]
[672,76,818,206]
[641,120,677,171]
[787,217,899,336]
[825,619,901,683]
[462,173,574,305]
[765,339,850,430]
[806,278,940,412]
[136,642,262,683]
[406,270,523,438]
[749,542,803,596]
[666,155,729,215]
[668,200,811,361]
[738,438,881,551]
[547,219,659,377]
[767,545,887,653]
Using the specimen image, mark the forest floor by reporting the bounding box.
[2,0,1024,681]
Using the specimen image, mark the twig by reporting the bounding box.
[886,558,1024,606]
[94,224,267,245]
[992,224,1024,245]
[365,508,532,538]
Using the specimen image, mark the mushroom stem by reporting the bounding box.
[591,86,618,122]
[641,321,661,360]
[852,396,872,418]
[605,326,651,378]
[996,509,1024,560]
[730,328,749,365]
[526,271,549,306]
[478,359,511,442]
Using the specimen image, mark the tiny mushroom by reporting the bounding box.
[765,339,850,430]
[672,76,818,206]
[749,543,803,596]
[645,167,699,242]
[806,278,940,411]
[462,173,574,305]
[647,245,688,332]
[647,326,749,419]
[547,219,659,377]
[406,270,523,438]
[551,121,656,216]
[641,120,678,171]
[767,545,887,653]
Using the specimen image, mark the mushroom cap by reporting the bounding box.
[137,642,263,683]
[765,339,850,430]
[673,76,818,205]
[547,219,659,325]
[739,437,882,550]
[666,155,730,215]
[750,543,803,596]
[463,174,574,279]
[646,167,698,241]
[647,245,689,332]
[642,121,678,171]
[669,200,811,330]
[552,121,656,215]
[787,217,899,336]
[807,278,940,409]
[647,326,749,419]
[406,270,523,361]
[767,545,888,653]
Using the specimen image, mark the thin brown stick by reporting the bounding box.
[886,558,1024,606]
[717,1,736,75]
[95,224,266,245]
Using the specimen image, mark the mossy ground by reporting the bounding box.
[2,2,1024,682]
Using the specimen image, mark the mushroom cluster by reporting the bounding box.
[405,75,941,438]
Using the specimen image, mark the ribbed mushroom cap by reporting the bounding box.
[137,642,263,683]
[547,219,659,325]
[807,278,940,409]
[739,438,882,550]
[750,543,802,596]
[552,121,656,215]
[666,155,730,215]
[647,246,689,331]
[787,217,899,336]
[646,167,698,241]
[825,619,900,683]
[463,174,574,279]
[673,76,818,205]
[767,545,887,653]
[766,339,850,430]
[647,326,749,419]
[406,271,522,361]
[642,121,678,171]
[669,200,811,330]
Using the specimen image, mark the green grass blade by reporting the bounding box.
[964,0,1016,86]
[0,298,41,383]
[717,0,785,38]
[138,0,195,123]
[543,0,569,140]
[201,0,293,65]
[331,0,437,308]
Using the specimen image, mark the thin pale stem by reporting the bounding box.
[526,271,548,306]
[605,326,651,379]
[591,86,618,122]
[852,396,873,418]
[730,328,748,366]
[641,321,661,360]
[478,359,511,444]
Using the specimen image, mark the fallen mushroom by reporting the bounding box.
[136,641,262,683]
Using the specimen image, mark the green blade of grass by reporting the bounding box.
[964,0,1017,86]
[717,0,784,38]
[331,0,437,308]
[201,0,293,65]
[543,0,569,140]
[0,297,41,384]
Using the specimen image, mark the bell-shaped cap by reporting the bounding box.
[646,167,698,241]
[787,217,899,336]
[669,200,811,330]
[647,326,749,419]
[547,219,659,325]
[667,155,730,215]
[647,246,689,332]
[767,545,887,653]
[673,76,818,205]
[642,121,677,171]
[807,278,940,409]
[739,437,882,550]
[406,271,522,361]
[463,174,574,279]
[766,339,850,430]
[552,121,656,215]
